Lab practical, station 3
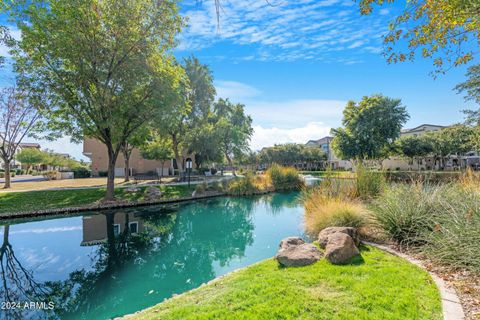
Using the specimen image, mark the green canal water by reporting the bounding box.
[0,192,307,320]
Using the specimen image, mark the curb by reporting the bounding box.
[364,241,465,320]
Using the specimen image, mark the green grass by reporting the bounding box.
[0,185,195,215]
[131,246,441,320]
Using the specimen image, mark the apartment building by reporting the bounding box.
[306,136,352,170]
[83,138,174,177]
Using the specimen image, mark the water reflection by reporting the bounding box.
[0,193,304,320]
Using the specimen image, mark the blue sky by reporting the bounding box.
[0,0,477,160]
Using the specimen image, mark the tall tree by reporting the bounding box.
[7,0,183,200]
[0,87,40,188]
[331,94,409,163]
[213,98,253,175]
[359,0,480,73]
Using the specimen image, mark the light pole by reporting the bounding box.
[185,158,193,187]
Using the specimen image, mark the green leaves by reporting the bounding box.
[359,0,480,74]
[332,94,409,161]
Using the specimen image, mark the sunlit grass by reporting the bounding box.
[131,246,441,320]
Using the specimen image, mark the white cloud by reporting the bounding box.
[215,80,261,100]
[178,0,390,63]
[251,122,332,150]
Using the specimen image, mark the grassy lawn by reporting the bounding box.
[131,246,441,320]
[0,185,195,215]
[0,177,179,192]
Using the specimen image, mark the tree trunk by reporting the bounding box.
[105,146,118,201]
[226,154,235,176]
[123,149,131,183]
[172,134,183,179]
[3,160,11,189]
[160,160,165,184]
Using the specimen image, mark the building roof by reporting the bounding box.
[401,124,446,133]
[306,136,333,145]
[19,142,41,148]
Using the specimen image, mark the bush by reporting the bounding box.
[194,181,207,195]
[42,170,58,180]
[303,188,367,237]
[227,174,258,196]
[72,167,91,179]
[371,183,435,245]
[372,180,480,272]
[266,164,304,191]
[354,165,385,199]
[98,171,108,177]
[422,185,480,272]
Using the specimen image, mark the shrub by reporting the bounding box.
[98,171,108,177]
[195,181,207,195]
[421,185,480,272]
[354,165,385,199]
[371,183,435,245]
[72,167,91,179]
[227,174,258,196]
[303,188,367,237]
[266,164,304,191]
[42,170,58,180]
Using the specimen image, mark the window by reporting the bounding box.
[129,222,138,234]
[113,224,120,236]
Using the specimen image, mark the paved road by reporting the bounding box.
[0,175,47,184]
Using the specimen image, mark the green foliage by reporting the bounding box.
[371,183,435,245]
[15,148,45,170]
[0,185,195,215]
[213,99,253,168]
[359,0,480,73]
[372,180,480,272]
[331,95,409,161]
[266,164,304,191]
[394,135,434,165]
[303,188,367,236]
[72,167,91,179]
[354,165,385,199]
[455,64,480,106]
[141,136,174,163]
[132,247,441,320]
[258,143,326,166]
[7,0,183,199]
[227,175,258,196]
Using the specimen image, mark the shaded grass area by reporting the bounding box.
[131,246,441,320]
[0,185,195,215]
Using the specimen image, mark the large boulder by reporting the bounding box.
[144,186,162,201]
[276,243,322,267]
[318,227,360,249]
[279,236,305,250]
[324,232,360,265]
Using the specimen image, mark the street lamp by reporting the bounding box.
[185,158,193,186]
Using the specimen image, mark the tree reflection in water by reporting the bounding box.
[0,225,51,320]
[44,197,255,320]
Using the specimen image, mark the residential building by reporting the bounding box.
[383,124,446,171]
[83,138,175,177]
[80,212,145,246]
[2,142,41,170]
[400,124,446,138]
[306,136,352,170]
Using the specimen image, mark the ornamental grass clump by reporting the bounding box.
[354,165,385,199]
[227,174,258,196]
[422,185,480,272]
[302,187,368,237]
[371,183,436,246]
[266,164,304,191]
